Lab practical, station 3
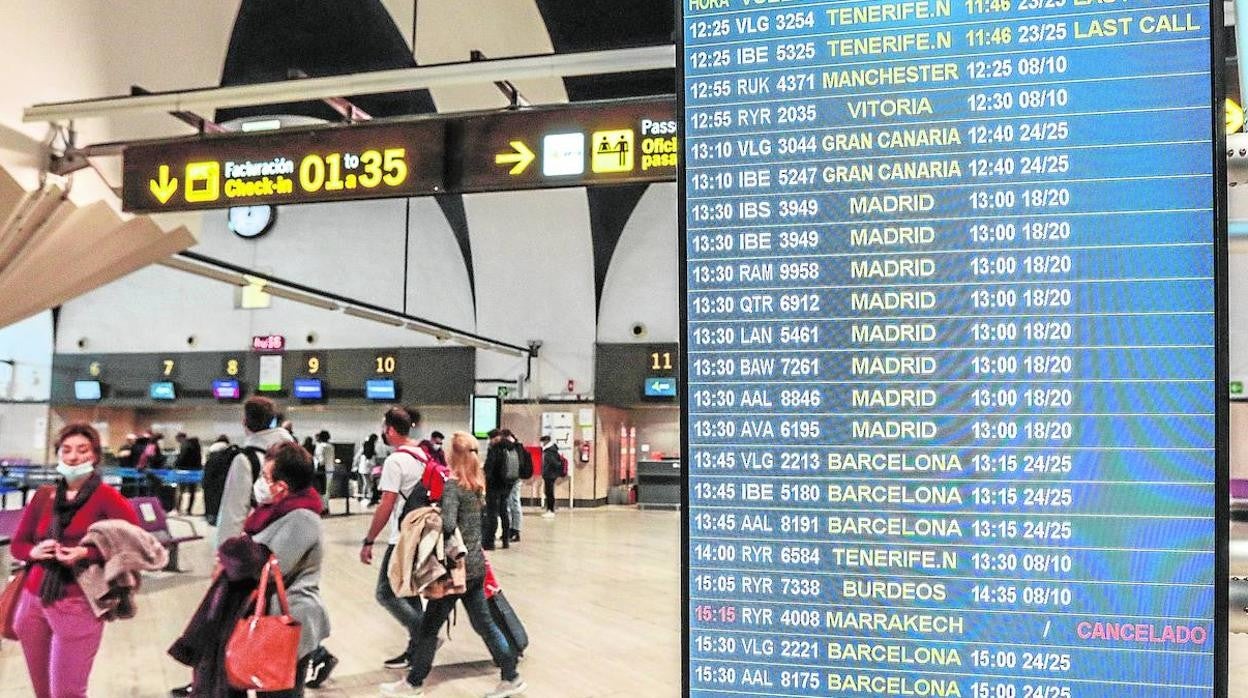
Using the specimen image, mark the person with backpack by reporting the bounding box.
[540,435,563,518]
[359,407,432,671]
[380,432,525,698]
[481,430,513,550]
[502,430,530,543]
[214,397,294,549]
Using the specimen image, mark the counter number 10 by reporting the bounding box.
[375,353,398,375]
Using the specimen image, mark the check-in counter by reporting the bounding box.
[637,459,681,510]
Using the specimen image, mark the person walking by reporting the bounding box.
[359,407,429,669]
[232,441,330,697]
[380,432,525,698]
[11,423,142,698]
[171,442,331,697]
[215,397,295,548]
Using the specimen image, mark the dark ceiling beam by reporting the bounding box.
[131,86,226,134]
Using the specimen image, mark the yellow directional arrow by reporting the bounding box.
[495,140,536,175]
[1228,98,1244,135]
[149,164,178,204]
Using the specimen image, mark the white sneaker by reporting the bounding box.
[485,678,527,698]
[541,511,555,519]
[380,678,423,696]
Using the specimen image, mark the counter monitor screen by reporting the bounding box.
[73,380,101,401]
[149,382,176,401]
[211,379,240,400]
[680,2,1225,697]
[644,376,677,398]
[293,378,323,400]
[365,379,396,401]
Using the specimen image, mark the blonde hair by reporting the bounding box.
[448,431,486,494]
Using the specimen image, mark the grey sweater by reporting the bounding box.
[251,508,330,659]
[440,479,487,581]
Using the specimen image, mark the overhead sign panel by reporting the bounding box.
[457,98,678,193]
[122,120,445,212]
[681,1,1225,697]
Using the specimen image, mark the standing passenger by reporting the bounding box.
[481,431,511,550]
[357,434,379,503]
[381,432,525,698]
[502,430,529,543]
[313,430,333,514]
[11,423,142,698]
[172,436,203,514]
[540,436,561,518]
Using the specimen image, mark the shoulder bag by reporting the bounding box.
[224,556,301,691]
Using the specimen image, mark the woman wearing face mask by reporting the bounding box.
[10,423,140,698]
[233,441,330,697]
[170,442,330,697]
[381,431,524,698]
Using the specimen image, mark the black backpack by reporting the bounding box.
[202,445,263,525]
[518,446,533,480]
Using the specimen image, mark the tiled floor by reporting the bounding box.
[0,505,683,697]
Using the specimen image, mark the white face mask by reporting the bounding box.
[253,478,274,505]
[56,461,95,481]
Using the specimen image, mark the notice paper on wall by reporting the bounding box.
[258,355,282,393]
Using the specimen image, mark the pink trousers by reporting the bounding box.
[14,589,104,698]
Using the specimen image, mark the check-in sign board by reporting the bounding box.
[122,120,446,212]
[456,99,678,193]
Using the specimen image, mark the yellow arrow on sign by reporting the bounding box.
[495,140,536,175]
[1228,98,1244,135]
[149,164,178,204]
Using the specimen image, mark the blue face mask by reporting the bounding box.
[56,461,95,481]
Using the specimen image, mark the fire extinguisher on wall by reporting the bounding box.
[579,440,591,464]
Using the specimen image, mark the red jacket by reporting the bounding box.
[11,483,138,596]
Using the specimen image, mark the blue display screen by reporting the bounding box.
[73,380,101,401]
[212,379,240,400]
[365,379,396,400]
[293,378,323,400]
[149,382,176,401]
[645,376,678,397]
[681,2,1221,696]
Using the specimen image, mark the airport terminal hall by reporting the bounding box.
[2,0,1247,696]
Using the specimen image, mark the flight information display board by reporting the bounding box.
[681,1,1226,697]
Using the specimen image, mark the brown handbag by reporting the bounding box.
[0,567,29,641]
[0,486,54,641]
[224,557,301,691]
